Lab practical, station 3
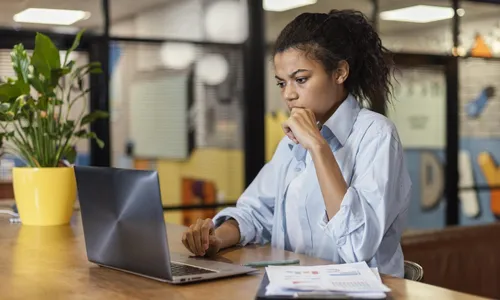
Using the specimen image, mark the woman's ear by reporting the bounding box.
[335,60,349,84]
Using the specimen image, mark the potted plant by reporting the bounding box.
[0,31,108,226]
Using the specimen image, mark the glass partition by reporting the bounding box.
[109,0,247,225]
[459,57,500,225]
[379,0,454,54]
[387,65,448,230]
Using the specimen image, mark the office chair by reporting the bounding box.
[404,260,424,282]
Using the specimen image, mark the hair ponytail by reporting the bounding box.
[273,9,394,112]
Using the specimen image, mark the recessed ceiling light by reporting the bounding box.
[264,0,317,12]
[13,8,91,26]
[380,5,461,23]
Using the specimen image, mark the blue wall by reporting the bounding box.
[6,153,90,167]
[405,137,499,230]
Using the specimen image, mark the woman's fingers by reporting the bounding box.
[282,121,298,144]
[185,224,197,255]
[192,219,205,255]
[182,219,217,256]
[201,219,213,250]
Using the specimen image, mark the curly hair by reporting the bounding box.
[273,9,394,110]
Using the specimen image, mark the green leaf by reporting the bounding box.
[0,103,10,113]
[88,63,102,74]
[75,130,105,148]
[28,72,45,94]
[14,80,30,96]
[81,110,109,125]
[59,120,75,139]
[74,129,87,137]
[87,132,105,148]
[10,44,30,94]
[64,29,85,66]
[36,96,49,111]
[21,97,36,115]
[0,132,5,145]
[74,62,102,82]
[0,111,15,121]
[63,145,77,164]
[31,33,61,82]
[62,61,75,80]
[0,83,23,102]
[50,67,71,88]
[66,60,75,70]
[95,136,104,148]
[9,95,26,117]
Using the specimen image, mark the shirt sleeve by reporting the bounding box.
[212,139,287,246]
[318,130,411,263]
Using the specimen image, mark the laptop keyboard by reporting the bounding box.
[170,262,217,276]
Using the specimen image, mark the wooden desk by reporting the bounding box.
[0,214,487,300]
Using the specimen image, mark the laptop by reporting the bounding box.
[74,166,256,284]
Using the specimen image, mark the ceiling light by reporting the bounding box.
[264,0,317,12]
[457,8,465,17]
[380,5,458,23]
[13,8,90,25]
[196,54,229,85]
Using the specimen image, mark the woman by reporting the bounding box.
[181,9,411,278]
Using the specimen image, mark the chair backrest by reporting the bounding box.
[404,260,424,282]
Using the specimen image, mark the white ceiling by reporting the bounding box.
[266,0,500,37]
[0,0,170,32]
[0,0,499,37]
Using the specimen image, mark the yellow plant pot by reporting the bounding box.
[13,167,77,226]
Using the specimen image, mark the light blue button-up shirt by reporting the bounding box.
[213,94,412,277]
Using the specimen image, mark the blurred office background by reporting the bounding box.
[1,0,500,229]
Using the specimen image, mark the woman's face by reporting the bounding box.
[273,48,348,123]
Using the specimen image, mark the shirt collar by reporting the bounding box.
[288,94,360,162]
[322,93,360,147]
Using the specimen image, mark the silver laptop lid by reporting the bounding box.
[75,166,174,281]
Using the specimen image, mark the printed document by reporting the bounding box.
[265,261,390,298]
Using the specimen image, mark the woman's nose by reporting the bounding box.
[284,85,298,101]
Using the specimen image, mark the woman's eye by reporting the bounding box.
[296,77,307,84]
[276,81,285,88]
